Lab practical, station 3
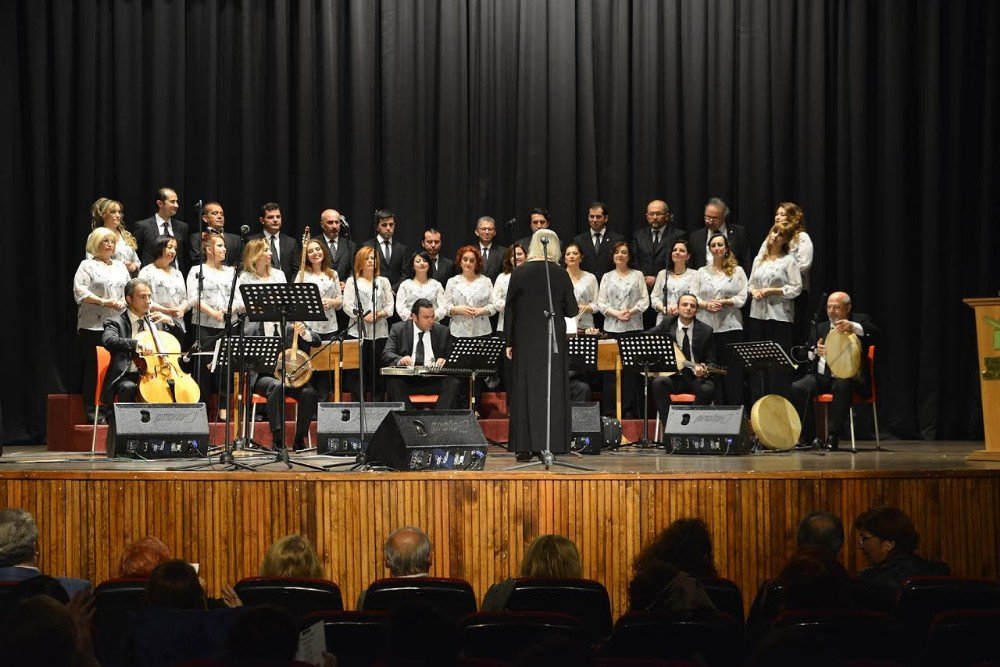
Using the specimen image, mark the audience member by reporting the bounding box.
[0,508,91,597]
[8,573,71,606]
[627,560,716,613]
[0,594,99,667]
[118,537,171,578]
[777,546,854,611]
[796,510,845,555]
[854,505,950,587]
[358,526,432,609]
[481,534,582,611]
[146,559,207,610]
[260,534,325,579]
[631,518,719,579]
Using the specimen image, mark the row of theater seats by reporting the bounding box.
[5,574,999,666]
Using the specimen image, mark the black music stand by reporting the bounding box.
[445,337,506,412]
[616,334,676,449]
[567,335,599,373]
[729,340,798,453]
[239,282,327,471]
[171,335,283,471]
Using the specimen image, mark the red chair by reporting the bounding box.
[461,611,582,662]
[301,609,389,666]
[92,346,112,454]
[250,393,312,448]
[772,609,906,663]
[606,611,744,666]
[410,394,440,409]
[233,577,343,621]
[816,345,880,452]
[92,577,149,663]
[924,609,1000,666]
[895,576,1000,641]
[503,577,613,644]
[360,577,477,623]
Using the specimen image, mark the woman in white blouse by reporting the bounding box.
[89,197,140,275]
[492,243,525,333]
[747,221,802,402]
[138,236,188,340]
[187,234,238,416]
[302,238,343,401]
[343,246,394,400]
[756,202,813,341]
[563,242,599,331]
[651,239,698,326]
[74,227,130,423]
[396,251,446,321]
[597,241,649,417]
[236,239,288,333]
[693,232,749,406]
[445,246,497,338]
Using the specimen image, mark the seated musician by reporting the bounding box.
[790,291,881,450]
[101,277,173,405]
[249,320,320,452]
[644,293,717,423]
[381,298,460,410]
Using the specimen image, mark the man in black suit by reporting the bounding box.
[130,186,189,274]
[646,294,717,422]
[249,202,298,278]
[101,278,173,406]
[364,209,409,290]
[790,291,882,450]
[188,201,240,268]
[688,197,751,271]
[316,208,357,331]
[474,216,506,281]
[402,228,455,283]
[381,298,460,410]
[573,201,624,286]
[516,207,560,251]
[631,199,686,328]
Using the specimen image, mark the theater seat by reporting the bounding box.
[233,577,343,621]
[896,576,1000,640]
[360,577,477,623]
[773,609,905,663]
[504,578,613,644]
[92,577,149,663]
[461,610,583,662]
[301,609,389,667]
[924,609,1000,667]
[697,576,744,624]
[605,611,744,667]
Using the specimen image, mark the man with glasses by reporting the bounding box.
[631,199,686,328]
[474,216,506,281]
[688,197,750,271]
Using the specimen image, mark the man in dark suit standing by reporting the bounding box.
[249,202,298,278]
[791,291,881,451]
[646,294,717,421]
[474,216,506,282]
[573,201,624,330]
[402,228,455,284]
[631,199,686,328]
[188,201,240,268]
[688,197,750,272]
[130,186,189,274]
[364,209,408,290]
[316,208,357,331]
[381,298,460,410]
[516,207,560,251]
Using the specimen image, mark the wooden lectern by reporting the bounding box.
[964,297,1000,461]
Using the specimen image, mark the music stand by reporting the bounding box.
[567,335,599,373]
[729,340,798,453]
[239,282,327,471]
[171,336,282,471]
[445,337,506,412]
[616,334,676,449]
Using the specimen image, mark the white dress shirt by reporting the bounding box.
[186,264,237,330]
[748,254,803,323]
[409,322,436,365]
[73,258,130,331]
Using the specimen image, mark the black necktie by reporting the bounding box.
[270,236,279,268]
[330,238,337,256]
[594,233,602,253]
[162,222,172,237]
[482,247,489,262]
[681,326,691,361]
[136,318,146,333]
[432,259,438,276]
[653,230,660,246]
[383,240,392,263]
[416,331,426,366]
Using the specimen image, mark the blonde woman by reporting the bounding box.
[343,246,394,400]
[481,534,583,610]
[89,197,140,274]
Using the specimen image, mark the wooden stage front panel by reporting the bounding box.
[2,464,998,618]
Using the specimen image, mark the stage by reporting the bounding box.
[1,439,998,620]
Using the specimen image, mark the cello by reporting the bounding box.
[136,313,202,403]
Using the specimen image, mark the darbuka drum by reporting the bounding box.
[826,328,861,379]
[750,394,801,451]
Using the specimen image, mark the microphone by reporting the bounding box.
[504,217,517,227]
[182,340,201,364]
[339,215,350,228]
[540,236,550,245]
[240,224,251,237]
[195,199,203,209]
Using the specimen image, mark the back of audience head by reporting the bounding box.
[0,596,79,667]
[260,534,324,579]
[0,507,38,567]
[632,517,718,578]
[384,526,432,577]
[118,536,171,578]
[854,505,920,561]
[518,534,582,578]
[146,559,206,609]
[796,511,845,555]
[777,546,853,611]
[10,574,70,606]
[225,605,298,663]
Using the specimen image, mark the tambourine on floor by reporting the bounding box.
[750,394,802,452]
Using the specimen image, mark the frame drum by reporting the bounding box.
[826,328,862,379]
[750,394,801,451]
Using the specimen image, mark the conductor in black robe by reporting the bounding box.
[504,230,578,459]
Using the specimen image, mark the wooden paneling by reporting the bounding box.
[1,470,998,618]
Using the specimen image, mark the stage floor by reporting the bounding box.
[1,440,996,476]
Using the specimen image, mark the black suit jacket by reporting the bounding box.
[688,224,751,272]
[314,234,357,281]
[248,232,299,278]
[645,315,717,367]
[382,321,454,366]
[810,313,881,392]
[364,237,409,290]
[188,230,241,268]
[478,245,506,281]
[131,216,190,274]
[630,225,687,280]
[572,229,625,285]
[101,312,165,404]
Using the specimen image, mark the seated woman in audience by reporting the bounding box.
[259,534,325,579]
[137,236,188,341]
[854,505,950,587]
[650,239,698,326]
[146,559,207,610]
[89,197,140,275]
[628,561,715,613]
[396,250,447,321]
[118,537,171,578]
[481,534,582,611]
[632,517,719,579]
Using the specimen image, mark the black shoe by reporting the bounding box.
[825,434,840,451]
[515,452,532,462]
[293,441,307,452]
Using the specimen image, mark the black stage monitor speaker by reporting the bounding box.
[366,410,488,471]
[317,402,405,456]
[110,403,210,459]
[664,405,750,455]
[570,402,602,455]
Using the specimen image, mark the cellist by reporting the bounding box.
[101,278,173,406]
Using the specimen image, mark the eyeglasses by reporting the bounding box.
[704,215,723,221]
[857,533,875,546]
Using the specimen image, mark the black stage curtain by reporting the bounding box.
[2,1,996,443]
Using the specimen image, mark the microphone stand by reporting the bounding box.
[798,291,828,453]
[194,200,204,387]
[325,272,371,470]
[504,217,517,247]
